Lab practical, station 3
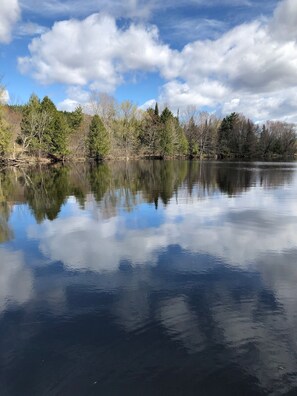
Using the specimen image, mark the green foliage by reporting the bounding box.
[41,96,56,114]
[160,107,173,124]
[40,96,71,160]
[217,112,238,158]
[20,95,70,160]
[88,115,110,161]
[10,93,297,161]
[63,106,83,131]
[49,112,70,159]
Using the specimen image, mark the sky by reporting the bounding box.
[1,0,297,122]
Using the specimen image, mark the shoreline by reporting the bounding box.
[1,155,296,169]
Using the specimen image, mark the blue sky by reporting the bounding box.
[1,0,297,122]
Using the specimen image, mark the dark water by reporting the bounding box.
[1,161,297,396]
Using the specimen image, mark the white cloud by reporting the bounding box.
[19,0,297,121]
[222,88,297,122]
[173,20,297,93]
[159,79,228,110]
[270,0,297,41]
[57,98,80,112]
[159,0,297,120]
[0,0,20,43]
[18,13,175,92]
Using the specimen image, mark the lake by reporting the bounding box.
[1,160,297,395]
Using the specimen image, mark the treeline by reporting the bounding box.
[0,92,296,162]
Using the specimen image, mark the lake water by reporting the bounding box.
[1,160,297,395]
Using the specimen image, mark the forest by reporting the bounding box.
[0,90,296,163]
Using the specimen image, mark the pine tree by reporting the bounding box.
[160,107,173,124]
[50,112,70,160]
[40,96,57,154]
[88,115,110,161]
[217,112,237,158]
[40,97,70,160]
[154,102,159,117]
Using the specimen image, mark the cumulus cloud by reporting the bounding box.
[19,0,297,121]
[159,0,297,120]
[0,0,20,43]
[18,13,175,92]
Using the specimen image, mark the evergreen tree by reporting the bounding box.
[160,107,173,124]
[154,102,159,117]
[40,96,57,151]
[40,97,70,160]
[64,106,83,131]
[242,120,257,159]
[49,112,70,160]
[88,115,110,161]
[160,119,174,157]
[217,112,237,158]
[41,96,57,114]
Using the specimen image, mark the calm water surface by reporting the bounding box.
[1,160,297,395]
